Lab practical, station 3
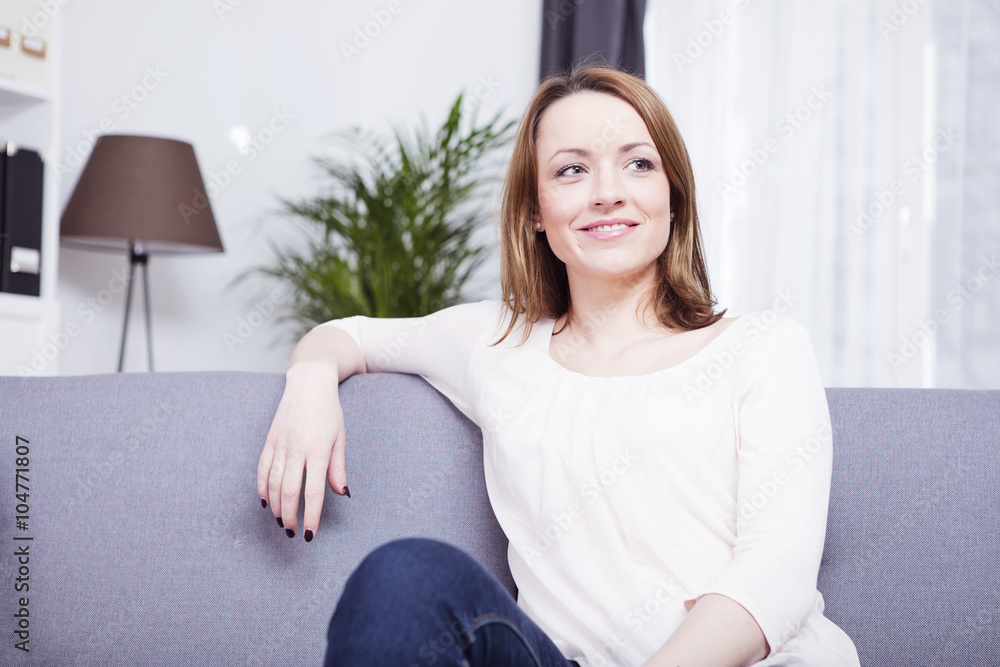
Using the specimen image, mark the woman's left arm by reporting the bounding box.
[641,593,767,666]
[645,315,833,665]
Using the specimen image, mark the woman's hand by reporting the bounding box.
[257,361,351,541]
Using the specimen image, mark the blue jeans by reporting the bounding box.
[324,537,582,667]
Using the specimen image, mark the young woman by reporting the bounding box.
[257,65,861,667]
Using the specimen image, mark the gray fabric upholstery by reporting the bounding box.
[0,372,997,665]
[821,388,1000,665]
[0,372,510,666]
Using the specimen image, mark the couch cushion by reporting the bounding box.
[0,371,512,666]
[821,388,1000,666]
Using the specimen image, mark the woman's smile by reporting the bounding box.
[578,217,640,240]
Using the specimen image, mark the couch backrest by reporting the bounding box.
[0,372,511,666]
[0,373,997,666]
[821,388,999,666]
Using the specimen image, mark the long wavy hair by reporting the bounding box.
[494,64,724,345]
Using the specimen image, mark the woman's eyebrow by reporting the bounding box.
[548,141,656,161]
[620,141,656,153]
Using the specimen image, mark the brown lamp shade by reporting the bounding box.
[60,134,223,254]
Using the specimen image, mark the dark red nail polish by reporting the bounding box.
[305,529,314,542]
[342,485,351,498]
[276,517,284,528]
[285,528,295,538]
[260,498,268,508]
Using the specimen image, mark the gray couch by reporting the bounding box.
[0,371,997,666]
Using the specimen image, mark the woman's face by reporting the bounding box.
[535,91,672,287]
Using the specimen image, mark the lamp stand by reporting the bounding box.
[117,241,154,373]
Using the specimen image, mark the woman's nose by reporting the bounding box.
[590,170,625,209]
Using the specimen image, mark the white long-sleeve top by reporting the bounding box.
[321,299,860,666]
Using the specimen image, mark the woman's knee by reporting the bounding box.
[346,537,470,594]
[363,536,461,565]
[328,538,482,663]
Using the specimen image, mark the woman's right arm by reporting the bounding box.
[256,325,366,541]
[258,299,502,541]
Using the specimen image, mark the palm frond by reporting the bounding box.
[248,92,515,336]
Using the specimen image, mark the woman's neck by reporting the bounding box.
[557,268,672,344]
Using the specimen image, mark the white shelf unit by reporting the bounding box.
[0,12,62,376]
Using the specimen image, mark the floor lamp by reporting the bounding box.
[60,135,223,372]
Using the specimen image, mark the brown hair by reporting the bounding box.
[494,64,724,345]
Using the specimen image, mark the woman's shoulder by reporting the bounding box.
[713,309,815,366]
[427,299,512,340]
[729,309,809,338]
[725,309,821,373]
[435,299,538,331]
[431,299,506,323]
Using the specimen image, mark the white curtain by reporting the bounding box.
[645,0,947,387]
[932,0,1000,389]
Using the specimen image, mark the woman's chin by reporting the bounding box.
[569,260,658,286]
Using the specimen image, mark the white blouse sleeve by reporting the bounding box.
[691,315,833,656]
[315,299,504,424]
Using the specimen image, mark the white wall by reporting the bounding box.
[55,0,541,374]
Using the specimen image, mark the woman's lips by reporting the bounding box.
[579,221,638,240]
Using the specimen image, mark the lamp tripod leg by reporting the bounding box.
[117,252,137,373]
[141,260,153,372]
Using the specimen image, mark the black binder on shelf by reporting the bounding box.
[0,143,44,297]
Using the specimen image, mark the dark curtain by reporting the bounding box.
[539,0,647,81]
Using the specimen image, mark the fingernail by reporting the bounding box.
[305,529,314,543]
[342,485,351,498]
[260,498,268,508]
[276,517,284,528]
[285,528,295,538]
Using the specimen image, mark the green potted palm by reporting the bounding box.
[253,93,515,336]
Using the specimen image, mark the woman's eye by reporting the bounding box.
[630,159,654,172]
[557,165,584,177]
